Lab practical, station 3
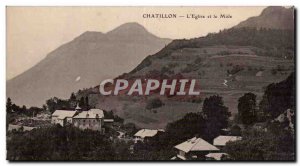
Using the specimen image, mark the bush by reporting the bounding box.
[230,125,242,136]
[146,98,164,110]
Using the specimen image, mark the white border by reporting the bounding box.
[1,0,299,165]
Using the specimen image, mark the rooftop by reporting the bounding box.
[213,135,242,146]
[52,110,77,120]
[205,153,228,160]
[175,137,219,153]
[134,129,163,138]
[73,109,104,119]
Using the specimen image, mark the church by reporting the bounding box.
[73,108,105,132]
[51,104,111,133]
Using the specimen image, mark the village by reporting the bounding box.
[6,72,295,160]
[7,102,244,161]
[5,5,296,161]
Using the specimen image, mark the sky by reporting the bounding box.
[7,6,266,80]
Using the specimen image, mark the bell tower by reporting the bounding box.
[75,103,82,112]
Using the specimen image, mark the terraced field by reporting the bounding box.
[89,45,294,128]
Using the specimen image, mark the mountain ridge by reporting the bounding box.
[234,6,294,29]
[79,6,295,128]
[7,22,171,107]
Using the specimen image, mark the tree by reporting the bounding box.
[202,95,231,141]
[230,125,242,136]
[79,97,85,107]
[165,112,207,145]
[6,98,12,113]
[122,123,138,137]
[70,93,76,101]
[224,122,295,160]
[46,97,71,113]
[21,105,27,115]
[28,107,43,117]
[238,93,257,125]
[259,72,295,118]
[224,73,296,161]
[42,105,47,112]
[104,110,114,119]
[85,96,89,109]
[6,98,14,128]
[69,93,77,108]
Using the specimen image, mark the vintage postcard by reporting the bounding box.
[6,6,295,161]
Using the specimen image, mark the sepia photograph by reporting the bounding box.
[5,6,295,161]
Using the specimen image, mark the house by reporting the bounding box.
[213,135,242,149]
[51,106,113,133]
[205,153,228,160]
[134,129,164,143]
[173,137,219,160]
[51,110,77,126]
[7,124,22,132]
[23,126,37,131]
[73,109,105,132]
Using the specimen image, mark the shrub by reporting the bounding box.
[146,98,164,110]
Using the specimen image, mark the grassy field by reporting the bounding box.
[90,45,294,128]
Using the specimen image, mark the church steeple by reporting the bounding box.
[75,103,82,111]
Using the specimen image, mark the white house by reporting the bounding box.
[213,135,242,149]
[51,110,77,126]
[134,129,164,143]
[73,109,105,132]
[7,124,22,132]
[173,137,219,160]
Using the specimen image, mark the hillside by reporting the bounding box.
[7,23,171,107]
[82,7,295,128]
[90,42,294,128]
[235,6,294,30]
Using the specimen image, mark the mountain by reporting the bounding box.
[90,29,294,128]
[235,6,294,29]
[81,7,295,128]
[7,22,171,107]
